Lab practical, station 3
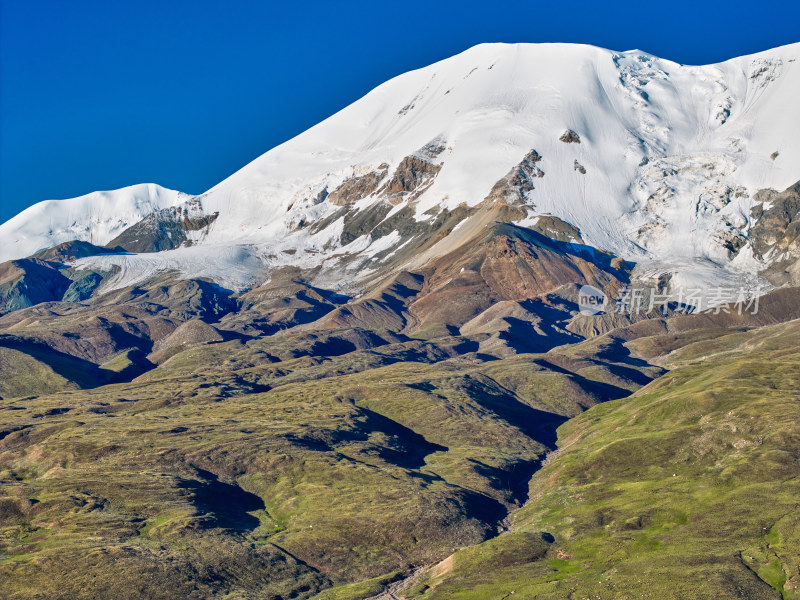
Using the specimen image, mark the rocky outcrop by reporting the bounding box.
[340,202,394,245]
[382,155,442,204]
[559,129,581,143]
[485,149,544,205]
[373,139,447,205]
[327,166,389,206]
[716,230,747,258]
[62,269,105,302]
[529,215,583,243]
[107,201,218,253]
[573,160,586,174]
[329,140,447,209]
[750,180,800,285]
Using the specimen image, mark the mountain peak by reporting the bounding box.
[1,42,798,297]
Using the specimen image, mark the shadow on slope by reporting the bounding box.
[180,468,265,532]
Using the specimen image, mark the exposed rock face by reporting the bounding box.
[383,156,442,203]
[716,230,747,258]
[377,138,446,204]
[327,166,389,206]
[573,160,587,174]
[408,223,629,327]
[0,259,71,315]
[529,215,583,243]
[340,202,393,245]
[750,181,800,284]
[750,181,800,256]
[339,194,469,249]
[485,149,544,205]
[107,201,218,253]
[329,140,446,208]
[62,269,105,302]
[559,129,581,143]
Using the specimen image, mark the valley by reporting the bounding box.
[1,40,799,599]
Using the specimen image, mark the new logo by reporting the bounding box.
[578,285,607,315]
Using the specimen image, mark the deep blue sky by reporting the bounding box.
[2,0,798,222]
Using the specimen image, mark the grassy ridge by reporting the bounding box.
[409,320,800,599]
[0,347,77,399]
[3,304,797,599]
[0,334,652,598]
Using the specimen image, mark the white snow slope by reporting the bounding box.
[0,184,187,262]
[2,42,799,293]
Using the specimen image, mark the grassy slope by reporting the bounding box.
[410,320,800,600]
[0,334,652,599]
[0,347,77,399]
[3,309,798,599]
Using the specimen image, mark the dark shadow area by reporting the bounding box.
[0,425,31,443]
[470,457,544,506]
[288,329,389,359]
[601,362,662,386]
[456,375,569,449]
[406,381,438,393]
[532,359,634,402]
[366,339,451,364]
[574,375,640,401]
[500,316,582,354]
[285,433,334,452]
[307,337,358,357]
[357,406,449,470]
[180,468,265,532]
[450,337,481,354]
[0,337,120,389]
[109,349,156,383]
[382,272,425,300]
[303,284,351,305]
[458,489,511,534]
[589,336,658,368]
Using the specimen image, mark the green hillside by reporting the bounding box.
[407,320,800,600]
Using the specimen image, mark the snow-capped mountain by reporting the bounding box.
[0,184,187,262]
[2,42,799,294]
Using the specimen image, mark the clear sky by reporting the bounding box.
[1,0,798,222]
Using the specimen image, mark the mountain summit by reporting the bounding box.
[2,42,800,296]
